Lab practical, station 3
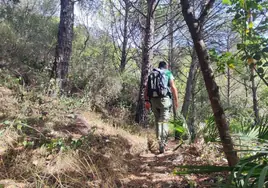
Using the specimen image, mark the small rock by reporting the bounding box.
[46,155,53,160]
[32,160,38,166]
[140,153,155,158]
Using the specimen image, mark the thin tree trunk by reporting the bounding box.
[168,0,178,131]
[187,72,197,140]
[52,0,74,94]
[180,0,239,167]
[181,49,198,119]
[168,0,174,72]
[120,0,130,72]
[136,0,156,125]
[227,66,231,106]
[244,79,248,108]
[251,68,259,125]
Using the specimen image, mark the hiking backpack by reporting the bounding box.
[147,68,169,98]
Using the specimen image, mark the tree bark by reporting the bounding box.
[135,0,156,125]
[187,72,197,140]
[181,49,198,119]
[168,0,175,72]
[251,68,259,125]
[180,0,239,167]
[227,66,231,106]
[120,0,130,72]
[52,0,74,94]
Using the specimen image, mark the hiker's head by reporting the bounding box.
[158,61,168,69]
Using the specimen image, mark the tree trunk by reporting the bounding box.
[52,0,74,94]
[120,0,130,72]
[181,49,198,119]
[180,0,239,167]
[168,0,175,72]
[187,72,197,140]
[251,68,259,125]
[227,66,231,106]
[135,0,156,125]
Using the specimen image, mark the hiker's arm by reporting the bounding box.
[170,79,178,109]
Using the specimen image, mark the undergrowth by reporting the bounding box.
[0,73,144,187]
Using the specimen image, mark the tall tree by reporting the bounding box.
[52,0,74,94]
[251,68,260,124]
[109,0,138,73]
[120,0,130,72]
[135,0,158,125]
[168,0,175,72]
[180,0,239,166]
[181,49,198,119]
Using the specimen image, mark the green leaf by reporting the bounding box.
[3,120,11,125]
[23,140,28,147]
[249,22,254,29]
[257,166,268,188]
[175,165,232,175]
[17,124,23,130]
[222,0,232,5]
[243,164,263,188]
[174,126,185,133]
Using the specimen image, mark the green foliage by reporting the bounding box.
[223,0,268,85]
[202,115,219,143]
[69,26,124,107]
[175,165,232,175]
[169,114,190,142]
[229,153,268,188]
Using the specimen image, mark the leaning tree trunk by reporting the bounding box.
[135,0,156,125]
[52,0,74,94]
[180,0,239,167]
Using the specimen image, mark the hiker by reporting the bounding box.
[145,61,179,153]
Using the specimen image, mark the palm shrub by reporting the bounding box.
[201,114,219,143]
[175,115,268,187]
[228,152,268,188]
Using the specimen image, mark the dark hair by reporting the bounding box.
[158,61,168,69]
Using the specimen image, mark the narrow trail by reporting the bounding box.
[0,111,225,187]
[76,112,223,188]
[119,145,185,187]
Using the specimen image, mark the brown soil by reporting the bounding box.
[76,112,228,188]
[0,111,228,188]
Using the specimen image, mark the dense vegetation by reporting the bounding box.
[0,0,268,187]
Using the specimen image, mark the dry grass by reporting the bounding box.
[0,85,150,187]
[0,128,19,155]
[0,87,19,120]
[82,112,148,154]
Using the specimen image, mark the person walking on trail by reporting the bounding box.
[145,61,179,153]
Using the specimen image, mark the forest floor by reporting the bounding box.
[0,86,229,187]
[75,112,229,188]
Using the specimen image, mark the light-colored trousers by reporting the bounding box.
[150,97,172,144]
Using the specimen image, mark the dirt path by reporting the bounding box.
[119,146,186,188]
[78,112,224,188]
